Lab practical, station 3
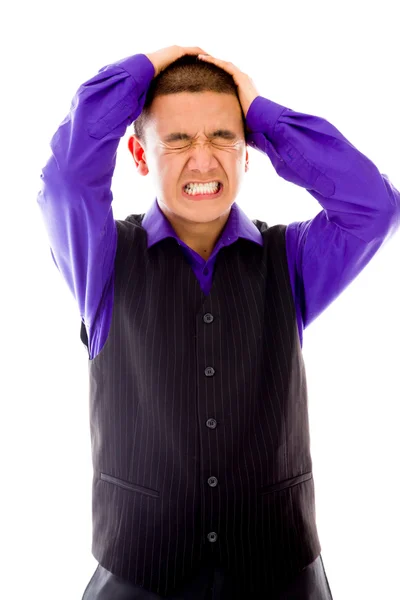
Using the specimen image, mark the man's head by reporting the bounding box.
[128,54,250,251]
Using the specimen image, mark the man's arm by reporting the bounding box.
[36,54,155,356]
[245,96,400,328]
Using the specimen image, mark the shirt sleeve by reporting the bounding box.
[245,96,400,329]
[36,53,155,348]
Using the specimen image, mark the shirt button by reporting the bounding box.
[208,476,218,487]
[205,367,215,377]
[207,532,218,543]
[203,313,214,324]
[206,418,217,429]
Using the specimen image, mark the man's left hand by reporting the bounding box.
[197,53,260,119]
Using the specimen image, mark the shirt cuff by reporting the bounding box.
[246,96,288,136]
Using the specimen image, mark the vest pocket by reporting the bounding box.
[259,471,312,495]
[100,472,160,498]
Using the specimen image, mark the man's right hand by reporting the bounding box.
[145,45,210,78]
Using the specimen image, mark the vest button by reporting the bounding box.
[205,367,215,377]
[208,476,218,487]
[206,418,217,429]
[203,313,214,324]
[207,532,218,543]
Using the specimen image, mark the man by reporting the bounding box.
[37,45,400,599]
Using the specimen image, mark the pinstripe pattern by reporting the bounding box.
[81,212,321,597]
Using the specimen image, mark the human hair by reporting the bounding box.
[132,53,247,148]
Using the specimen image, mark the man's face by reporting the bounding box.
[128,92,249,229]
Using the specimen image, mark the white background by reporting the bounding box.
[1,1,399,598]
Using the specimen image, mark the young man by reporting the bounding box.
[37,44,400,599]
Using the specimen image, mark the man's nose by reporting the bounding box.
[187,143,219,165]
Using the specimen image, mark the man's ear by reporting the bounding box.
[128,135,149,176]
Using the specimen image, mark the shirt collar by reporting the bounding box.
[141,197,263,249]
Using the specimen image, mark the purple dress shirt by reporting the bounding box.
[37,53,400,361]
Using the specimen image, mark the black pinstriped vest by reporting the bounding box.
[80,213,321,598]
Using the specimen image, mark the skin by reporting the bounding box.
[128,91,250,261]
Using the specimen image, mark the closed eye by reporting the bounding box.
[169,139,235,149]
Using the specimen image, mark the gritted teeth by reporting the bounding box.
[183,181,221,191]
[184,181,220,186]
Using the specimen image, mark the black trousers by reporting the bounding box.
[81,554,333,599]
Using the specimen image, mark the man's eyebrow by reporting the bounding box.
[162,129,238,142]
